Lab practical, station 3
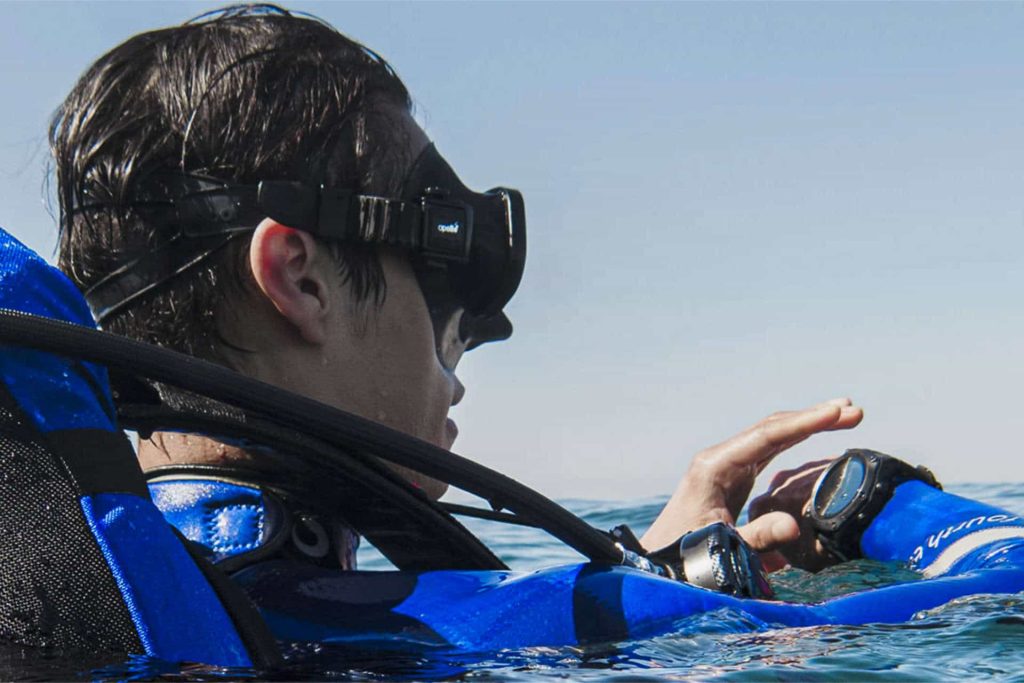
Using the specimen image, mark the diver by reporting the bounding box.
[0,1,1014,668]
[51,5,858,574]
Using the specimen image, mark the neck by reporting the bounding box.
[137,431,251,472]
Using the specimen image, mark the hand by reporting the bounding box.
[639,398,863,571]
[748,459,839,572]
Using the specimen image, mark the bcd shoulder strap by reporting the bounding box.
[0,227,279,667]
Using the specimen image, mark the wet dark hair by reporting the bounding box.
[51,4,413,361]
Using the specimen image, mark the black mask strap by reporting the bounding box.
[84,233,244,325]
[80,163,477,322]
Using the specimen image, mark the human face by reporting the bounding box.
[313,247,464,499]
[276,112,484,498]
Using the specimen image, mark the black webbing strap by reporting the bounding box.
[84,233,240,323]
[172,529,283,669]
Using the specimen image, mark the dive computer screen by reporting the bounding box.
[815,455,866,519]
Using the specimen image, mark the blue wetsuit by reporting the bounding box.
[150,477,1024,652]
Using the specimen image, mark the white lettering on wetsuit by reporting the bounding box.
[908,514,1024,574]
[437,222,461,235]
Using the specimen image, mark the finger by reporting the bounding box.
[767,458,836,490]
[733,404,843,464]
[823,406,864,431]
[699,403,853,476]
[761,407,863,460]
[821,397,853,408]
[754,411,862,478]
[761,399,853,425]
[768,460,833,497]
[774,401,861,441]
[737,512,800,552]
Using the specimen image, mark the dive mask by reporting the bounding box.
[82,144,526,350]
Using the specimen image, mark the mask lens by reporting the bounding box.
[814,455,867,519]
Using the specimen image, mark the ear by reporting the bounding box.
[249,218,331,345]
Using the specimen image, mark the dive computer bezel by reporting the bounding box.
[808,448,941,562]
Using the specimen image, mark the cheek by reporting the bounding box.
[408,348,453,442]
[373,309,451,439]
[369,254,455,444]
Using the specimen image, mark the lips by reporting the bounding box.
[443,374,464,449]
[445,417,459,447]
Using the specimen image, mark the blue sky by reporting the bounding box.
[1,2,1022,498]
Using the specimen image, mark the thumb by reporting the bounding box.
[737,512,799,552]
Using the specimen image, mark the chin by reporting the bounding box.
[419,477,449,501]
[383,462,448,501]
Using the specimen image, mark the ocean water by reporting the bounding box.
[6,483,1024,681]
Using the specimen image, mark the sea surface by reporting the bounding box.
[6,483,1024,681]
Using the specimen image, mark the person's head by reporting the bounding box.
[51,6,517,491]
[54,5,413,358]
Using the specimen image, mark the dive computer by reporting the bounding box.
[809,448,941,562]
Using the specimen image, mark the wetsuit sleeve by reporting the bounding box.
[861,480,1024,577]
[741,481,1024,627]
[0,228,277,666]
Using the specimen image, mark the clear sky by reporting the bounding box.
[1,2,1022,499]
